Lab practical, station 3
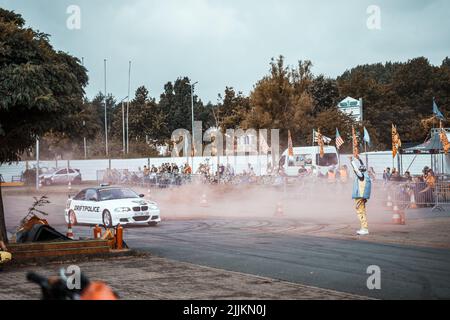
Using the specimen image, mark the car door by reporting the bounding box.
[67,169,76,182]
[83,188,102,224]
[71,189,87,223]
[54,169,68,184]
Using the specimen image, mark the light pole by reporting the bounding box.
[118,96,128,155]
[189,81,198,170]
[36,137,40,191]
[81,58,87,159]
[83,121,87,159]
[104,59,108,156]
[127,60,132,154]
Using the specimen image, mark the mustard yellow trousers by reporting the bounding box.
[355,198,369,230]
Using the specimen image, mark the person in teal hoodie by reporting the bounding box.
[349,155,372,235]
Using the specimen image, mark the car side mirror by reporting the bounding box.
[139,194,145,198]
[88,197,97,201]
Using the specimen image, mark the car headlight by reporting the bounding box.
[149,205,158,210]
[114,207,131,212]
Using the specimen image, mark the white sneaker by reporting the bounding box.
[356,229,369,236]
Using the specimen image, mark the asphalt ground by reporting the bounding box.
[2,183,450,300]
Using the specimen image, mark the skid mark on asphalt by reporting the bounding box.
[121,218,450,299]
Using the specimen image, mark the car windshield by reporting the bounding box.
[40,168,56,174]
[98,188,139,201]
[316,153,338,167]
[289,154,313,167]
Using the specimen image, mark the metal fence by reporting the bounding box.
[95,169,313,189]
[94,168,450,212]
[382,179,450,212]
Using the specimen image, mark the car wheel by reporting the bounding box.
[68,210,77,225]
[148,221,158,226]
[102,210,113,228]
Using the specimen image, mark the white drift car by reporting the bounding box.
[65,186,161,227]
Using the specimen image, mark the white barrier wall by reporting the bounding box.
[0,152,445,182]
[0,155,272,182]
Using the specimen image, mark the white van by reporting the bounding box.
[279,146,340,177]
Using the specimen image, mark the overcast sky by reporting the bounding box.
[1,0,449,103]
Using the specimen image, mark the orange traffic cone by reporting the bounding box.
[66,222,74,239]
[274,202,284,217]
[115,224,124,250]
[93,225,102,239]
[400,210,406,225]
[200,193,209,207]
[409,191,417,209]
[392,204,402,225]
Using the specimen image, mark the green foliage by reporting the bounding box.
[0,9,88,163]
[123,86,167,148]
[338,57,450,148]
[308,75,340,115]
[159,77,214,137]
[1,7,449,159]
[244,55,355,150]
[215,87,250,130]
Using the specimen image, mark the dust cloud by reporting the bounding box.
[135,180,389,225]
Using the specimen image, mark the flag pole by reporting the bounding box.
[364,141,368,167]
[316,129,320,166]
[336,143,340,167]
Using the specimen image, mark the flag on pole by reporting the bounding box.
[392,124,402,158]
[317,128,325,158]
[363,127,371,147]
[313,129,332,144]
[335,128,344,150]
[439,121,450,154]
[433,98,445,121]
[287,130,294,157]
[352,126,359,158]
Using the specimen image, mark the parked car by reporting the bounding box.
[39,168,82,186]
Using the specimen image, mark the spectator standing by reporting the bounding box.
[339,165,349,183]
[403,171,413,182]
[383,167,391,184]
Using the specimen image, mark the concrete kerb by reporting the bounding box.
[0,248,139,271]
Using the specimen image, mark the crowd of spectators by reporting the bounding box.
[383,166,438,206]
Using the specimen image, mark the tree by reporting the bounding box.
[127,86,166,151]
[215,87,251,129]
[0,9,88,242]
[245,56,298,131]
[337,57,450,148]
[159,77,213,138]
[308,75,339,115]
